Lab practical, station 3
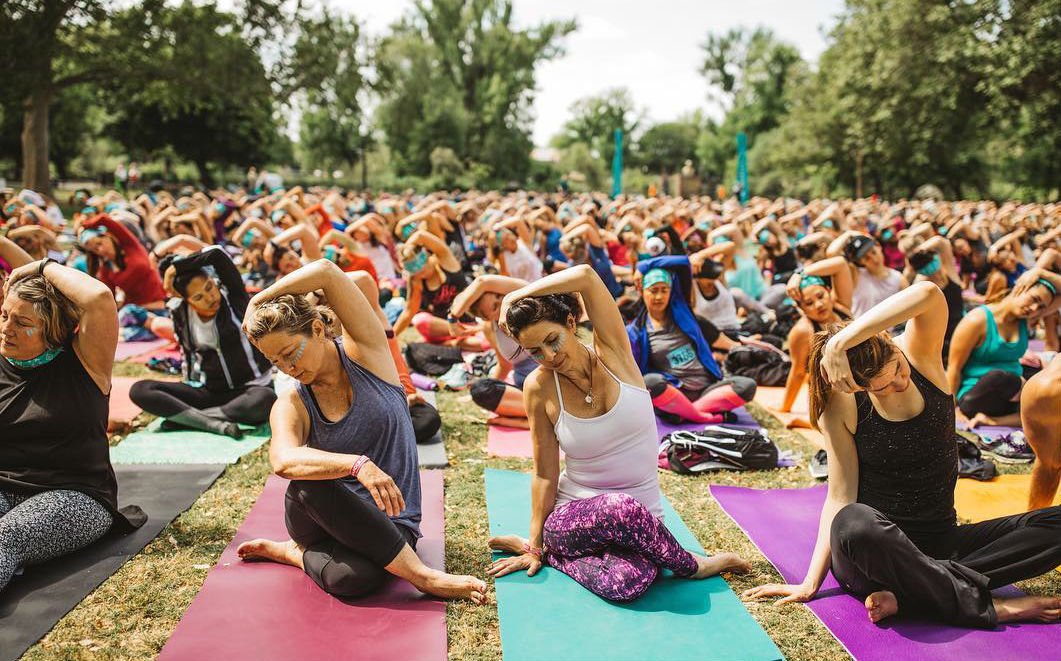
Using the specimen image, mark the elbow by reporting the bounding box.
[270,452,299,479]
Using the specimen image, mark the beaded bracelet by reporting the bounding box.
[350,455,370,478]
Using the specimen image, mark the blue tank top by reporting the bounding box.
[546,228,569,263]
[296,339,422,538]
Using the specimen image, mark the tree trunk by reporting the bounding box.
[194,159,214,188]
[21,88,53,194]
[360,147,367,191]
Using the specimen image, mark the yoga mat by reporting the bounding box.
[108,376,144,430]
[755,386,824,446]
[711,483,1061,661]
[955,474,1061,523]
[128,344,182,364]
[158,471,447,661]
[110,418,271,465]
[0,464,225,661]
[114,338,173,361]
[487,469,783,661]
[957,420,1022,441]
[416,390,448,468]
[487,409,760,460]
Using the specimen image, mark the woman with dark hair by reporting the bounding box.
[626,256,755,424]
[744,282,1061,627]
[78,213,172,341]
[393,230,481,349]
[450,274,536,428]
[486,264,749,601]
[237,259,486,602]
[946,273,1057,428]
[129,247,275,437]
[906,235,965,362]
[1,259,145,592]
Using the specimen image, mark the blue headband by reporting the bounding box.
[799,275,828,290]
[916,254,942,276]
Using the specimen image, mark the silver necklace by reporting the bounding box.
[564,344,595,405]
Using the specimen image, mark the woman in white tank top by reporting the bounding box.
[484,264,748,601]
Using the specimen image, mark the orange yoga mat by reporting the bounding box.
[955,474,1061,522]
[754,385,824,446]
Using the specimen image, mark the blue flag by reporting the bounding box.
[612,129,623,198]
[736,131,749,203]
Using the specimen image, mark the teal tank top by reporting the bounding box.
[725,251,765,300]
[958,305,1027,400]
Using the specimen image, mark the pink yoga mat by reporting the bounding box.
[711,484,1061,661]
[108,376,143,430]
[114,338,173,361]
[486,410,762,459]
[159,471,447,661]
[128,344,182,364]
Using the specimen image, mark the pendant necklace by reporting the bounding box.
[565,344,595,405]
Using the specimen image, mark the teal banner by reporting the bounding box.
[611,129,623,197]
[736,131,749,203]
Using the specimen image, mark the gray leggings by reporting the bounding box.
[0,490,113,591]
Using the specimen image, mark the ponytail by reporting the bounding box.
[807,322,897,430]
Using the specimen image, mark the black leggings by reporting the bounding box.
[957,367,1037,418]
[129,379,275,425]
[285,479,416,598]
[831,502,1061,628]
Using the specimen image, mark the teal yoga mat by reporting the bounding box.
[110,419,271,465]
[485,469,783,661]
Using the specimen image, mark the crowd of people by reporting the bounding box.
[3,182,1061,629]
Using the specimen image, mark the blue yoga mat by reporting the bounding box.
[485,469,783,661]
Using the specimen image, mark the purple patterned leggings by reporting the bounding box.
[543,492,698,602]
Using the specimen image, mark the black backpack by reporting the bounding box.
[659,425,779,474]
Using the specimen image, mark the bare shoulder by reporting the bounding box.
[823,389,858,435]
[523,367,560,426]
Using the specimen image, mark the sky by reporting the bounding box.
[331,0,846,147]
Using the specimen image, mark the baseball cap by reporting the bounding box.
[844,235,875,263]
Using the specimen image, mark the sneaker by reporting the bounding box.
[808,449,828,480]
[437,363,470,391]
[978,432,1035,464]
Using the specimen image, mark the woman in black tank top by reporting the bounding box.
[744,282,1061,628]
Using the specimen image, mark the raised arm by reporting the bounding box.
[499,264,632,366]
[822,282,949,393]
[248,260,398,386]
[406,230,460,272]
[801,256,855,309]
[0,236,33,270]
[450,274,529,320]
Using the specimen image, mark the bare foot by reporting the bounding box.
[488,534,528,555]
[414,569,489,604]
[994,595,1061,623]
[865,591,899,623]
[692,552,751,579]
[237,538,305,570]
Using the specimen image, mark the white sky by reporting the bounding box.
[330,0,846,147]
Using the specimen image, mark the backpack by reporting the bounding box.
[404,342,464,376]
[659,425,779,474]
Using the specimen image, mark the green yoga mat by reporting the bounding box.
[110,419,271,465]
[486,469,783,661]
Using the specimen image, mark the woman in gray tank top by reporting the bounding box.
[237,259,485,603]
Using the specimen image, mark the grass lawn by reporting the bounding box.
[20,364,1061,661]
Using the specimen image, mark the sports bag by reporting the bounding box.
[659,425,779,474]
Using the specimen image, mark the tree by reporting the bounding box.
[374,0,575,182]
[636,120,699,175]
[554,88,641,171]
[1,0,286,193]
[104,2,283,185]
[293,10,373,188]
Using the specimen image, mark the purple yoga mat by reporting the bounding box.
[710,484,1061,661]
[957,421,1022,441]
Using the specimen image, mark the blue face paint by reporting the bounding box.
[404,249,429,274]
[81,206,98,215]
[400,224,416,241]
[282,337,308,370]
[916,254,942,276]
[881,228,894,242]
[4,204,18,215]
[822,219,836,230]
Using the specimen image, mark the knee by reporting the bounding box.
[729,376,757,402]
[412,312,435,332]
[831,503,884,551]
[596,572,655,603]
[128,379,159,407]
[470,378,505,411]
[643,373,668,398]
[596,492,650,521]
[318,562,386,598]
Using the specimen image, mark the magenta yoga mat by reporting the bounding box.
[710,484,1061,661]
[487,409,763,460]
[158,471,447,661]
[114,338,173,361]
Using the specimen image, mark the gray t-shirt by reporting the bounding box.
[647,320,710,397]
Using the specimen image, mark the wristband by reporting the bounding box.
[38,257,55,277]
[522,543,543,559]
[350,455,370,478]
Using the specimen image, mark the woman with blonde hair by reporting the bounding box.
[237,259,485,602]
[1,258,144,592]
